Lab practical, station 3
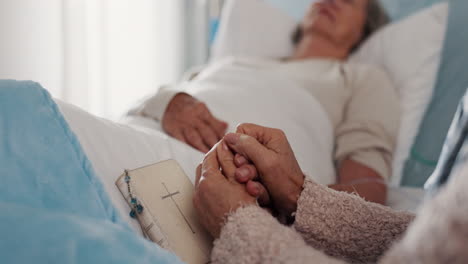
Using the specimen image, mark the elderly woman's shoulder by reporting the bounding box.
[342,61,394,87]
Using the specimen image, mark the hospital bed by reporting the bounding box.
[1,0,466,262]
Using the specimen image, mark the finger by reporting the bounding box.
[183,127,210,153]
[169,128,187,143]
[224,133,272,172]
[236,124,287,153]
[235,164,258,183]
[195,120,219,148]
[212,119,229,139]
[216,140,237,181]
[247,181,270,207]
[202,144,220,175]
[235,123,272,144]
[202,110,228,139]
[234,153,249,167]
[195,164,202,187]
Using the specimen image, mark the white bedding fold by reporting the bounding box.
[57,100,203,234]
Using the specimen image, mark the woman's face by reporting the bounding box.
[301,0,368,49]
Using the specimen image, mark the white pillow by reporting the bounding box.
[211,0,448,184]
[210,0,297,62]
[350,3,448,185]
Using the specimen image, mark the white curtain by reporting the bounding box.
[0,0,64,97]
[0,0,209,120]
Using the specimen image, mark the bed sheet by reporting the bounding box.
[387,187,425,212]
[57,100,204,234]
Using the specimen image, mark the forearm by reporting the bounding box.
[329,181,387,205]
[127,85,186,121]
[332,158,388,204]
[212,206,345,264]
[294,180,415,263]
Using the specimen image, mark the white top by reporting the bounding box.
[129,57,399,180]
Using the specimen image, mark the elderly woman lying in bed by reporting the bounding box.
[129,0,395,204]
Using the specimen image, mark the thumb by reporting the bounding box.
[224,133,272,172]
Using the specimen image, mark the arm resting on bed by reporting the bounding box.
[329,158,387,204]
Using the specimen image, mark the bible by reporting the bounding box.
[115,159,212,264]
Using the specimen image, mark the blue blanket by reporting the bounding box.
[0,80,182,263]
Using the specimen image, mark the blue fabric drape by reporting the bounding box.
[0,80,182,264]
[401,0,468,187]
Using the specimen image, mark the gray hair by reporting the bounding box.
[292,0,390,51]
[361,0,390,47]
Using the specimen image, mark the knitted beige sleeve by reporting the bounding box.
[294,180,415,263]
[211,206,346,264]
[380,163,468,264]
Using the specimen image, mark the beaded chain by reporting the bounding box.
[124,170,144,218]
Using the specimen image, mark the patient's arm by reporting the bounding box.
[333,66,399,203]
[162,93,228,153]
[127,84,227,152]
[126,65,227,152]
[329,158,387,204]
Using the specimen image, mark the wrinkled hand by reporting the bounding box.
[162,93,228,153]
[193,141,257,238]
[225,124,305,217]
[232,153,271,207]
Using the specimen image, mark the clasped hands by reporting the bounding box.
[193,123,305,238]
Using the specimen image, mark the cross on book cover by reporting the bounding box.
[115,159,212,264]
